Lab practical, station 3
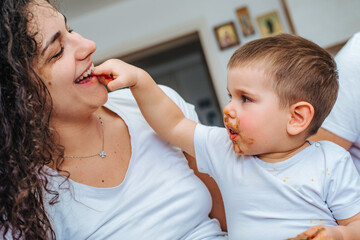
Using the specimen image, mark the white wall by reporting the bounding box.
[284,0,360,48]
[64,0,291,109]
[63,0,360,109]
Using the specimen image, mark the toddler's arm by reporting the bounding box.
[93,59,197,157]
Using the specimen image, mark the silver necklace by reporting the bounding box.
[64,114,107,159]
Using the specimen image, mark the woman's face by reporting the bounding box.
[29,0,107,121]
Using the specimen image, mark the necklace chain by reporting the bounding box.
[64,114,107,159]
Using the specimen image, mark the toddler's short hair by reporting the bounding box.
[228,34,338,136]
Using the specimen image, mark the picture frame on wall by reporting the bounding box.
[214,21,240,50]
[236,6,255,37]
[256,11,284,38]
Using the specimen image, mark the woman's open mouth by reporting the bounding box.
[75,63,95,84]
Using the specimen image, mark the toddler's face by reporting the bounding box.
[223,66,289,157]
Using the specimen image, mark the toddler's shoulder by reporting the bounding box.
[316,140,346,149]
[315,140,351,163]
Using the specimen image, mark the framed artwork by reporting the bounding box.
[236,6,255,36]
[256,11,284,38]
[280,0,296,34]
[214,22,240,50]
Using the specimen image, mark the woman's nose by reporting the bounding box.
[74,33,97,61]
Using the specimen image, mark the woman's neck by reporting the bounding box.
[51,110,103,157]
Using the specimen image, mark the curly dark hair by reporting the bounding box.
[0,0,65,239]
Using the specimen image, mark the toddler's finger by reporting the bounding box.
[93,65,111,76]
[97,75,114,86]
[106,77,129,91]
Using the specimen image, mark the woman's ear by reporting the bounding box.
[287,101,314,136]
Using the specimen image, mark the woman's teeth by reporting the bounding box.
[75,63,94,83]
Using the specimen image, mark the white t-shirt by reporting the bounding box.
[45,86,227,240]
[322,32,360,173]
[195,124,360,240]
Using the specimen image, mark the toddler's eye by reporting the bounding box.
[242,95,251,103]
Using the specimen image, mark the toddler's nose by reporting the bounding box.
[223,106,236,119]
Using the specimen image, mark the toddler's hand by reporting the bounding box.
[93,59,146,91]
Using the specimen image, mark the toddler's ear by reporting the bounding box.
[287,101,314,136]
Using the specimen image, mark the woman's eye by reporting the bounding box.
[51,47,64,60]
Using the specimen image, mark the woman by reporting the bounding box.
[0,0,226,239]
[310,32,360,174]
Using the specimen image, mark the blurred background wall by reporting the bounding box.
[59,0,360,126]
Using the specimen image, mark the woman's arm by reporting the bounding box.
[299,212,360,239]
[309,128,353,150]
[185,152,227,231]
[336,212,360,239]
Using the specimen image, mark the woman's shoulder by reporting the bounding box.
[107,85,179,104]
[107,88,134,102]
[106,89,138,114]
[106,85,198,121]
